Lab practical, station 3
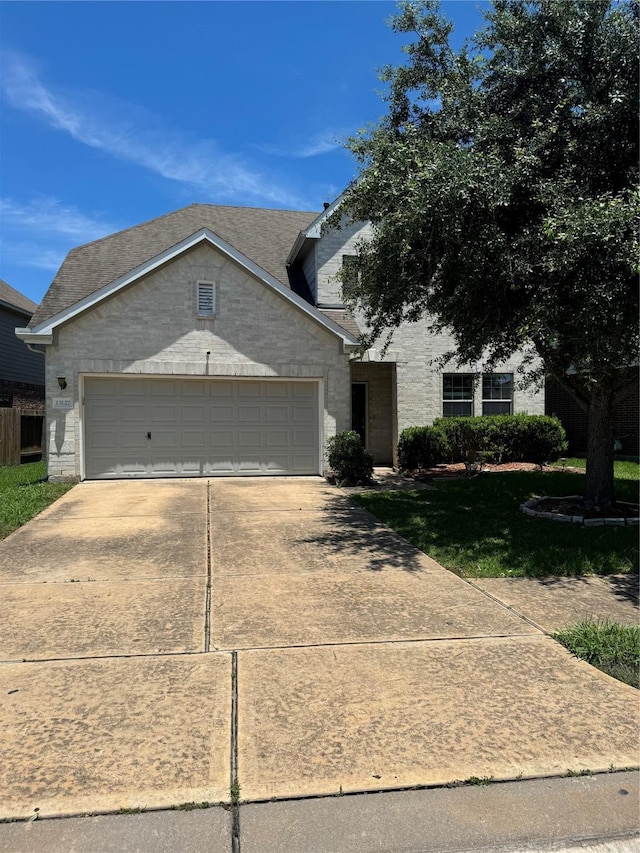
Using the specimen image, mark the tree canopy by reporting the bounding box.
[337,0,639,505]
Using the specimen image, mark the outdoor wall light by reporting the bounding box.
[57,375,67,390]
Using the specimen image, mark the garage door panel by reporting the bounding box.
[210,430,235,449]
[182,404,208,422]
[238,406,262,424]
[266,431,290,448]
[121,403,148,423]
[151,404,180,422]
[293,383,315,399]
[211,405,235,422]
[151,380,178,396]
[84,378,319,479]
[182,381,206,397]
[183,430,208,448]
[238,382,262,398]
[292,406,315,423]
[89,404,117,423]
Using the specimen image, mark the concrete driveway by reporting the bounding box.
[0,478,637,819]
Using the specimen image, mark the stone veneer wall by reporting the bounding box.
[44,243,351,480]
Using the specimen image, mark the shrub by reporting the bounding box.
[325,431,374,484]
[430,415,567,465]
[397,426,449,471]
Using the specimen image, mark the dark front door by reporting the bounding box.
[351,382,367,446]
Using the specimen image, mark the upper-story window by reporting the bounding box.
[482,373,513,415]
[197,281,216,317]
[443,374,474,417]
[341,255,359,299]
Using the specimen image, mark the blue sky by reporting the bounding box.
[1,1,487,304]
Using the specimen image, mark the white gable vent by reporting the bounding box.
[197,281,216,317]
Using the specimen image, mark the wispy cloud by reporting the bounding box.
[256,130,343,159]
[0,197,118,243]
[1,51,304,208]
[0,197,119,271]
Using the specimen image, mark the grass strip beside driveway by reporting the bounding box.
[0,462,73,540]
[353,468,639,578]
[554,619,639,688]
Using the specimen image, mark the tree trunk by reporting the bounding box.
[584,390,616,507]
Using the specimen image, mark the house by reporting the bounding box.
[16,200,544,481]
[1,279,45,413]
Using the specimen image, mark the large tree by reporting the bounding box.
[337,0,639,506]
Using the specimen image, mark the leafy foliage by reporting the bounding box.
[336,0,639,505]
[397,426,448,470]
[431,414,567,465]
[325,430,374,485]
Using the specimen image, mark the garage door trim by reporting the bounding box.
[79,373,324,480]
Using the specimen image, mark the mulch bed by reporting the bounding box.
[409,462,556,479]
[533,497,639,521]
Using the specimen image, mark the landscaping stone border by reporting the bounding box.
[520,496,640,526]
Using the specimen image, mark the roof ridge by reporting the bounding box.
[70,203,321,254]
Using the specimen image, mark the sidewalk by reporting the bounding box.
[1,771,637,853]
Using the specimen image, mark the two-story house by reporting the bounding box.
[16,200,543,481]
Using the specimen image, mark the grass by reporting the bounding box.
[551,457,640,481]
[353,465,639,578]
[554,619,639,688]
[0,461,73,539]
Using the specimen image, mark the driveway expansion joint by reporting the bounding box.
[205,482,212,653]
[464,577,550,633]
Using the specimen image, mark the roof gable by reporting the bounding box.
[29,203,318,329]
[25,227,359,346]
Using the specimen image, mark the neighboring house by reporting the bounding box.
[546,378,639,458]
[1,279,45,413]
[16,200,544,481]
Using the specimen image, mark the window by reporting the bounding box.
[482,373,513,415]
[197,281,216,317]
[443,374,474,417]
[341,255,359,298]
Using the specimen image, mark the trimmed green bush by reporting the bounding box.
[326,431,374,484]
[397,426,449,471]
[401,415,567,467]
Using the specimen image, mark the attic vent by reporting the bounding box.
[197,281,216,317]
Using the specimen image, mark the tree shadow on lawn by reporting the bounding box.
[352,471,639,579]
[294,500,431,574]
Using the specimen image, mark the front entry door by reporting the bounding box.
[351,382,367,447]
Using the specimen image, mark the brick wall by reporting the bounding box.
[546,378,640,456]
[44,243,352,480]
[0,379,45,414]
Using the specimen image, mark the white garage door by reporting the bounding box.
[83,377,320,479]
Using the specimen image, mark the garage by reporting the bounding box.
[83,376,320,479]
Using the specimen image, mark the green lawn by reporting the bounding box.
[0,462,73,540]
[353,465,639,578]
[551,457,639,480]
[554,620,639,688]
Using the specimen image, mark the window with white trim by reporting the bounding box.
[482,373,513,415]
[197,281,216,317]
[443,374,474,417]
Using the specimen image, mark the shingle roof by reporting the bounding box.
[318,308,362,339]
[0,279,37,315]
[29,203,318,328]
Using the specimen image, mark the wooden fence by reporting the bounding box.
[0,409,44,467]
